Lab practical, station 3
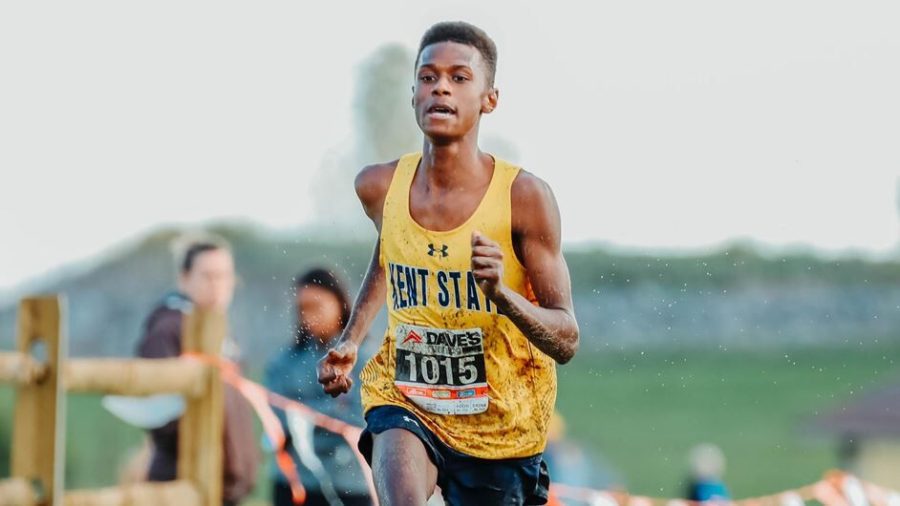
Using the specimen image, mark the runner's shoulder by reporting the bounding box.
[511,169,557,214]
[354,159,400,209]
[510,169,561,239]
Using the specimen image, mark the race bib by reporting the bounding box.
[394,324,489,415]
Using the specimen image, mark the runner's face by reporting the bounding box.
[413,42,497,140]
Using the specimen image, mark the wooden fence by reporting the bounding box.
[0,295,225,506]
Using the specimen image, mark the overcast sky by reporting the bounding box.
[1,1,899,291]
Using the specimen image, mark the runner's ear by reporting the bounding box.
[482,87,499,115]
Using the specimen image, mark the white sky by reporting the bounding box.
[1,1,899,291]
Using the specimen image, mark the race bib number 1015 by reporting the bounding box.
[394,324,489,415]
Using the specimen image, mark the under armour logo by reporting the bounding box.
[427,243,449,257]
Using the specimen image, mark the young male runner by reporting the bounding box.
[318,21,580,506]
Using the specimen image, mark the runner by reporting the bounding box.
[318,21,579,506]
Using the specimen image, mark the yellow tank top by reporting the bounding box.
[360,152,557,459]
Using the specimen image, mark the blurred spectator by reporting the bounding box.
[135,234,260,506]
[265,267,370,506]
[543,412,592,488]
[542,411,620,501]
[684,443,730,501]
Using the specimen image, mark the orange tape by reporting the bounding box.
[183,353,307,505]
[232,376,307,505]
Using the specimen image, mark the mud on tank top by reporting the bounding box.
[360,152,557,459]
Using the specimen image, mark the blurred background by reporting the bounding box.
[1,1,899,503]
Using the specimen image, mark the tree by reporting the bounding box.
[311,44,420,236]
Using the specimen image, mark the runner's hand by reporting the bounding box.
[317,341,358,397]
[471,231,505,301]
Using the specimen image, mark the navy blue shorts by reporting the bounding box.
[358,405,550,506]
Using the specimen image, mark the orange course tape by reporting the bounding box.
[183,353,307,505]
[183,353,377,505]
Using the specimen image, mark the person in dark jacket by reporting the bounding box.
[265,268,371,506]
[136,237,260,506]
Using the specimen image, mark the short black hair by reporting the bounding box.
[417,21,497,86]
[181,242,225,273]
[293,267,352,329]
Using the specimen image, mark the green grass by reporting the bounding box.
[0,390,148,489]
[62,395,147,488]
[2,344,899,501]
[556,344,900,498]
[0,390,270,496]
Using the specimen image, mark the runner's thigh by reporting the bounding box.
[371,428,439,506]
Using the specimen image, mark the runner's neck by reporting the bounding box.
[420,139,491,190]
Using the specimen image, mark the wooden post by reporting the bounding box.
[11,296,66,506]
[176,309,225,506]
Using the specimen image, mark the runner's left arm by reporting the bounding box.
[471,172,579,364]
[318,161,393,396]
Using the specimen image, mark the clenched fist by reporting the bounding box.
[471,231,505,301]
[317,341,358,397]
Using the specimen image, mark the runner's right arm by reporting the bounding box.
[340,241,385,349]
[318,161,396,397]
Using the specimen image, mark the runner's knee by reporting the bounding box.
[372,429,437,506]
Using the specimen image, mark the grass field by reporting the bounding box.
[556,343,900,498]
[2,343,899,501]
